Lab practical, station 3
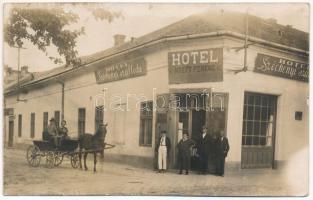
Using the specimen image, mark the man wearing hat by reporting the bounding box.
[216,130,230,176]
[177,132,195,175]
[155,130,171,173]
[197,126,211,174]
[47,118,59,147]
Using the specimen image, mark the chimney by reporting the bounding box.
[267,18,277,24]
[114,34,126,46]
[4,65,12,76]
[130,37,136,42]
[21,65,28,75]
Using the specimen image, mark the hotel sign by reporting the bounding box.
[254,53,309,82]
[168,48,223,84]
[95,57,147,84]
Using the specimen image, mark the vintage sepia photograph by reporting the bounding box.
[1,1,310,196]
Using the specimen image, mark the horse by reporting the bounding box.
[78,123,107,172]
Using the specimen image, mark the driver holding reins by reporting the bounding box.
[47,118,59,147]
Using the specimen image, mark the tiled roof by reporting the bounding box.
[4,11,309,92]
[4,73,34,91]
[83,10,308,61]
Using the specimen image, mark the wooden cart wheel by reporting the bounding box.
[26,145,41,167]
[71,153,80,168]
[54,152,64,167]
[45,151,55,168]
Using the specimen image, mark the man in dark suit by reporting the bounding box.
[47,118,59,147]
[177,132,195,175]
[155,130,171,173]
[197,126,211,174]
[216,130,230,176]
[209,129,220,174]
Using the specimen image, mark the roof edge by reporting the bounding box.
[4,30,309,95]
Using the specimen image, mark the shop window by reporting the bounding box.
[242,93,277,146]
[43,112,48,131]
[78,108,86,136]
[54,111,60,128]
[30,113,35,138]
[18,114,22,137]
[95,106,104,131]
[139,101,153,146]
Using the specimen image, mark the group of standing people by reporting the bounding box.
[46,118,69,147]
[197,126,230,176]
[156,126,230,176]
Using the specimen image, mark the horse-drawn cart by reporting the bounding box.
[26,139,80,168]
[27,124,114,171]
[26,137,115,169]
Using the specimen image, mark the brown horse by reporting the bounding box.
[78,123,107,172]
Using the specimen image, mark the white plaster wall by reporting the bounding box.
[224,38,308,163]
[4,46,170,159]
[4,36,308,164]
[5,82,64,144]
[166,37,309,163]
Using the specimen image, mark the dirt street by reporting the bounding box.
[3,148,305,196]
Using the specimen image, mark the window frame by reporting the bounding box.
[30,113,35,138]
[18,114,22,137]
[139,101,153,147]
[54,111,60,128]
[95,106,104,132]
[78,108,86,136]
[43,112,48,131]
[242,92,276,147]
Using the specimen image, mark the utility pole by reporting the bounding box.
[56,78,65,121]
[243,9,249,72]
[229,8,255,74]
[61,81,65,121]
[12,46,27,102]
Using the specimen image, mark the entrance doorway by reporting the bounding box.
[241,92,277,168]
[177,110,206,140]
[154,92,228,170]
[178,109,206,170]
[191,110,206,170]
[191,110,206,140]
[8,120,14,147]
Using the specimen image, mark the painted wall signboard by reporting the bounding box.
[95,57,147,83]
[168,48,223,84]
[254,53,309,82]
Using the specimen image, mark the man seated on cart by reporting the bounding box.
[47,118,60,147]
[48,118,71,148]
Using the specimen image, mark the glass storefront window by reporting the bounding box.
[242,93,277,146]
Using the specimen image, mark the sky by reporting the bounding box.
[3,3,309,72]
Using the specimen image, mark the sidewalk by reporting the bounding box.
[3,148,307,196]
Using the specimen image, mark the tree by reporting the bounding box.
[4,4,122,67]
